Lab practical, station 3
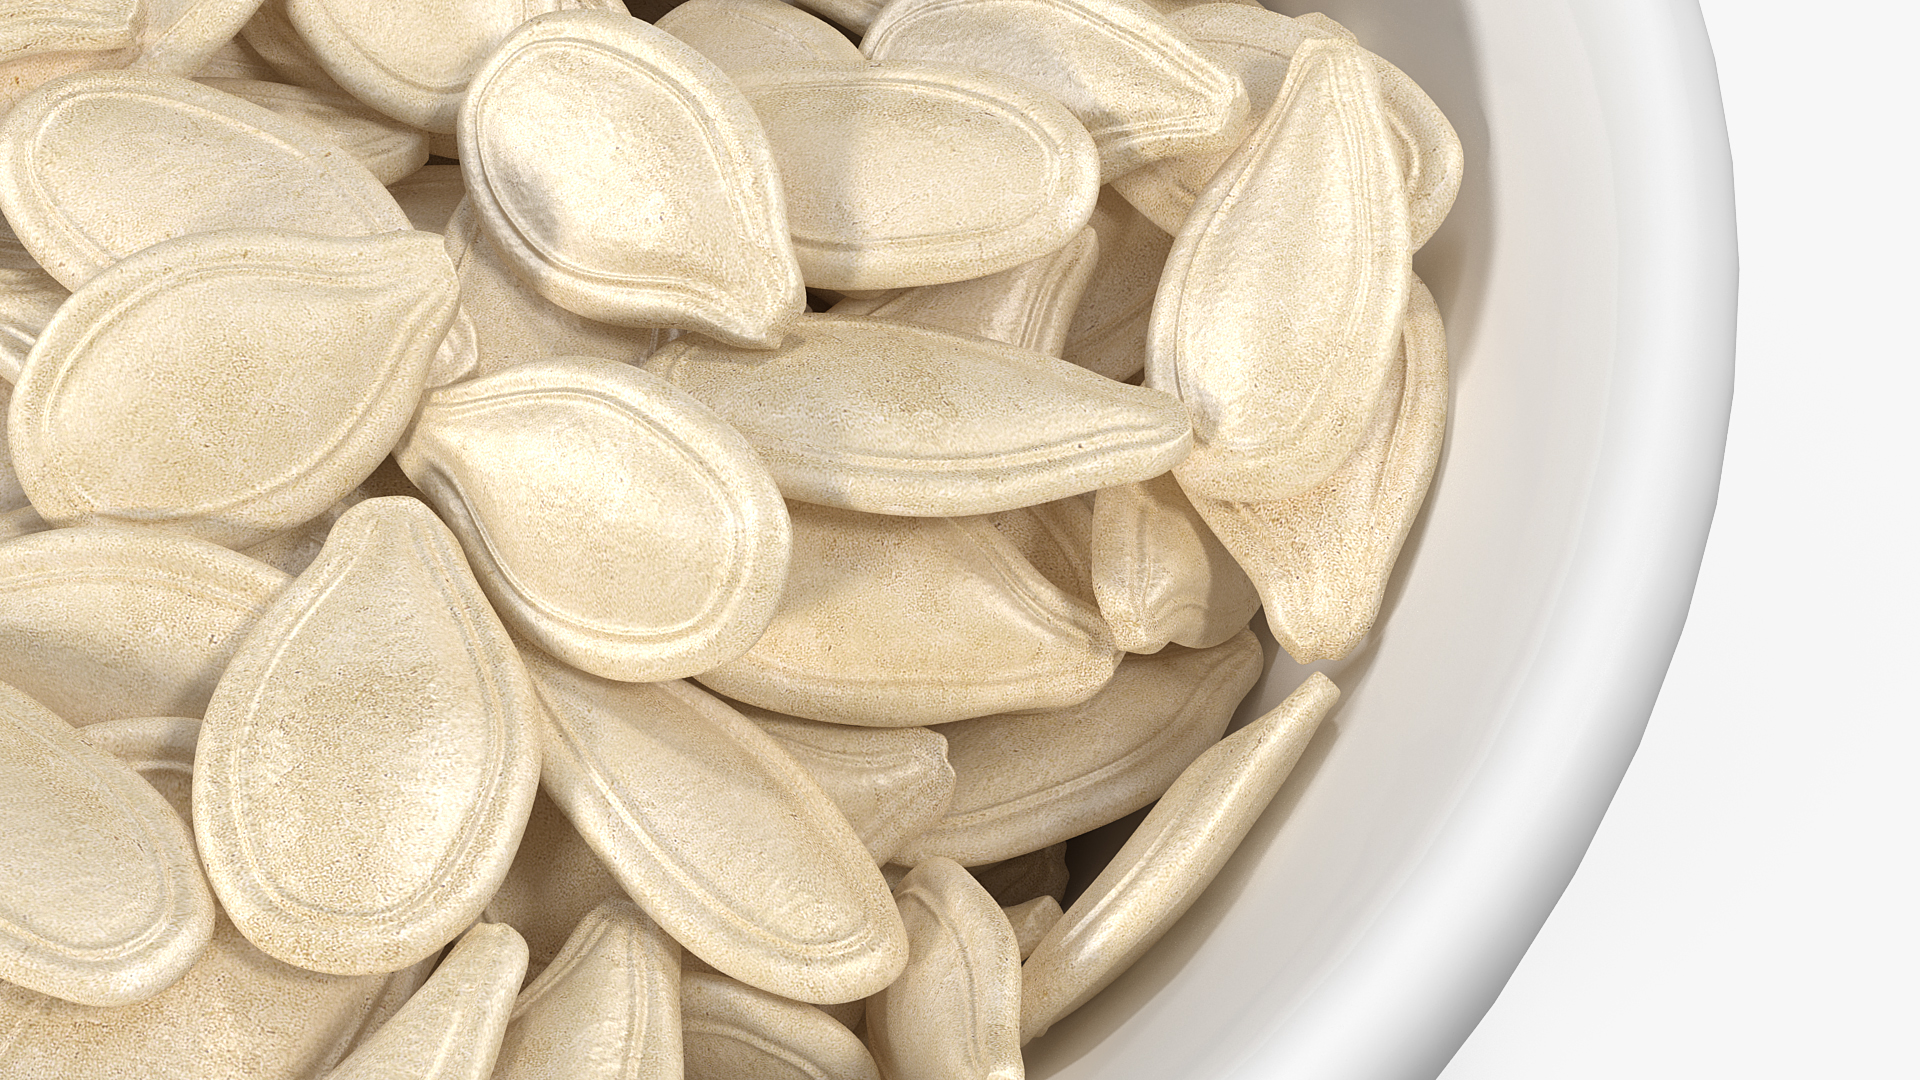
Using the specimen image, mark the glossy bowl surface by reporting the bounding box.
[1026,1,1735,1077]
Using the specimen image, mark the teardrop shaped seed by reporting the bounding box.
[903,630,1263,866]
[735,61,1100,291]
[696,502,1120,727]
[196,78,429,184]
[1148,37,1411,503]
[483,791,625,984]
[286,0,622,134]
[1090,471,1262,652]
[1115,5,1461,244]
[1186,277,1446,662]
[1021,672,1339,1042]
[0,526,287,725]
[1,714,435,1080]
[194,497,541,975]
[491,900,682,1080]
[864,0,1247,182]
[646,314,1193,517]
[1060,186,1171,383]
[682,970,881,1080]
[526,653,907,1004]
[130,0,267,75]
[1003,895,1062,960]
[0,70,409,289]
[657,0,865,77]
[828,227,1099,357]
[12,228,456,547]
[0,0,139,112]
[320,923,529,1080]
[459,10,804,345]
[0,680,213,1005]
[396,357,791,683]
[739,705,957,864]
[869,857,1023,1080]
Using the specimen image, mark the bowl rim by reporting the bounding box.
[1225,1,1738,1076]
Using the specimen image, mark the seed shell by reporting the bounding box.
[11,228,456,547]
[646,314,1193,517]
[868,857,1023,1080]
[1020,671,1339,1041]
[1149,36,1411,502]
[320,922,529,1080]
[459,9,805,345]
[0,525,287,725]
[193,497,542,975]
[863,0,1248,182]
[681,970,881,1080]
[1060,186,1171,382]
[1002,895,1062,960]
[0,70,409,289]
[490,900,681,1080]
[695,502,1120,727]
[0,716,434,1080]
[132,0,274,76]
[735,61,1100,291]
[1089,470,1261,652]
[657,0,865,76]
[0,679,214,1006]
[526,653,908,1004]
[741,706,957,864]
[828,227,1099,357]
[397,357,791,682]
[197,77,429,184]
[1187,276,1447,662]
[483,790,625,984]
[285,0,624,134]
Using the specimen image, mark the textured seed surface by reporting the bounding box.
[0,679,214,1006]
[1020,673,1340,1042]
[647,314,1193,517]
[526,653,908,1004]
[193,497,541,976]
[11,228,455,547]
[459,9,804,343]
[1149,37,1411,503]
[695,502,1120,727]
[868,857,1024,1080]
[736,60,1100,291]
[490,900,682,1080]
[320,922,529,1080]
[0,70,408,289]
[904,629,1264,866]
[396,356,791,682]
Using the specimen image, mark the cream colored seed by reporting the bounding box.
[490,900,682,1080]
[318,922,529,1080]
[681,970,882,1080]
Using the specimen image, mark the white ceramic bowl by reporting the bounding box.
[1025,1,1735,1077]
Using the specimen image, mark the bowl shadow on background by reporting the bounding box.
[1031,0,1496,1069]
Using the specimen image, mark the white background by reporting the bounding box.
[1439,1,1920,1075]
